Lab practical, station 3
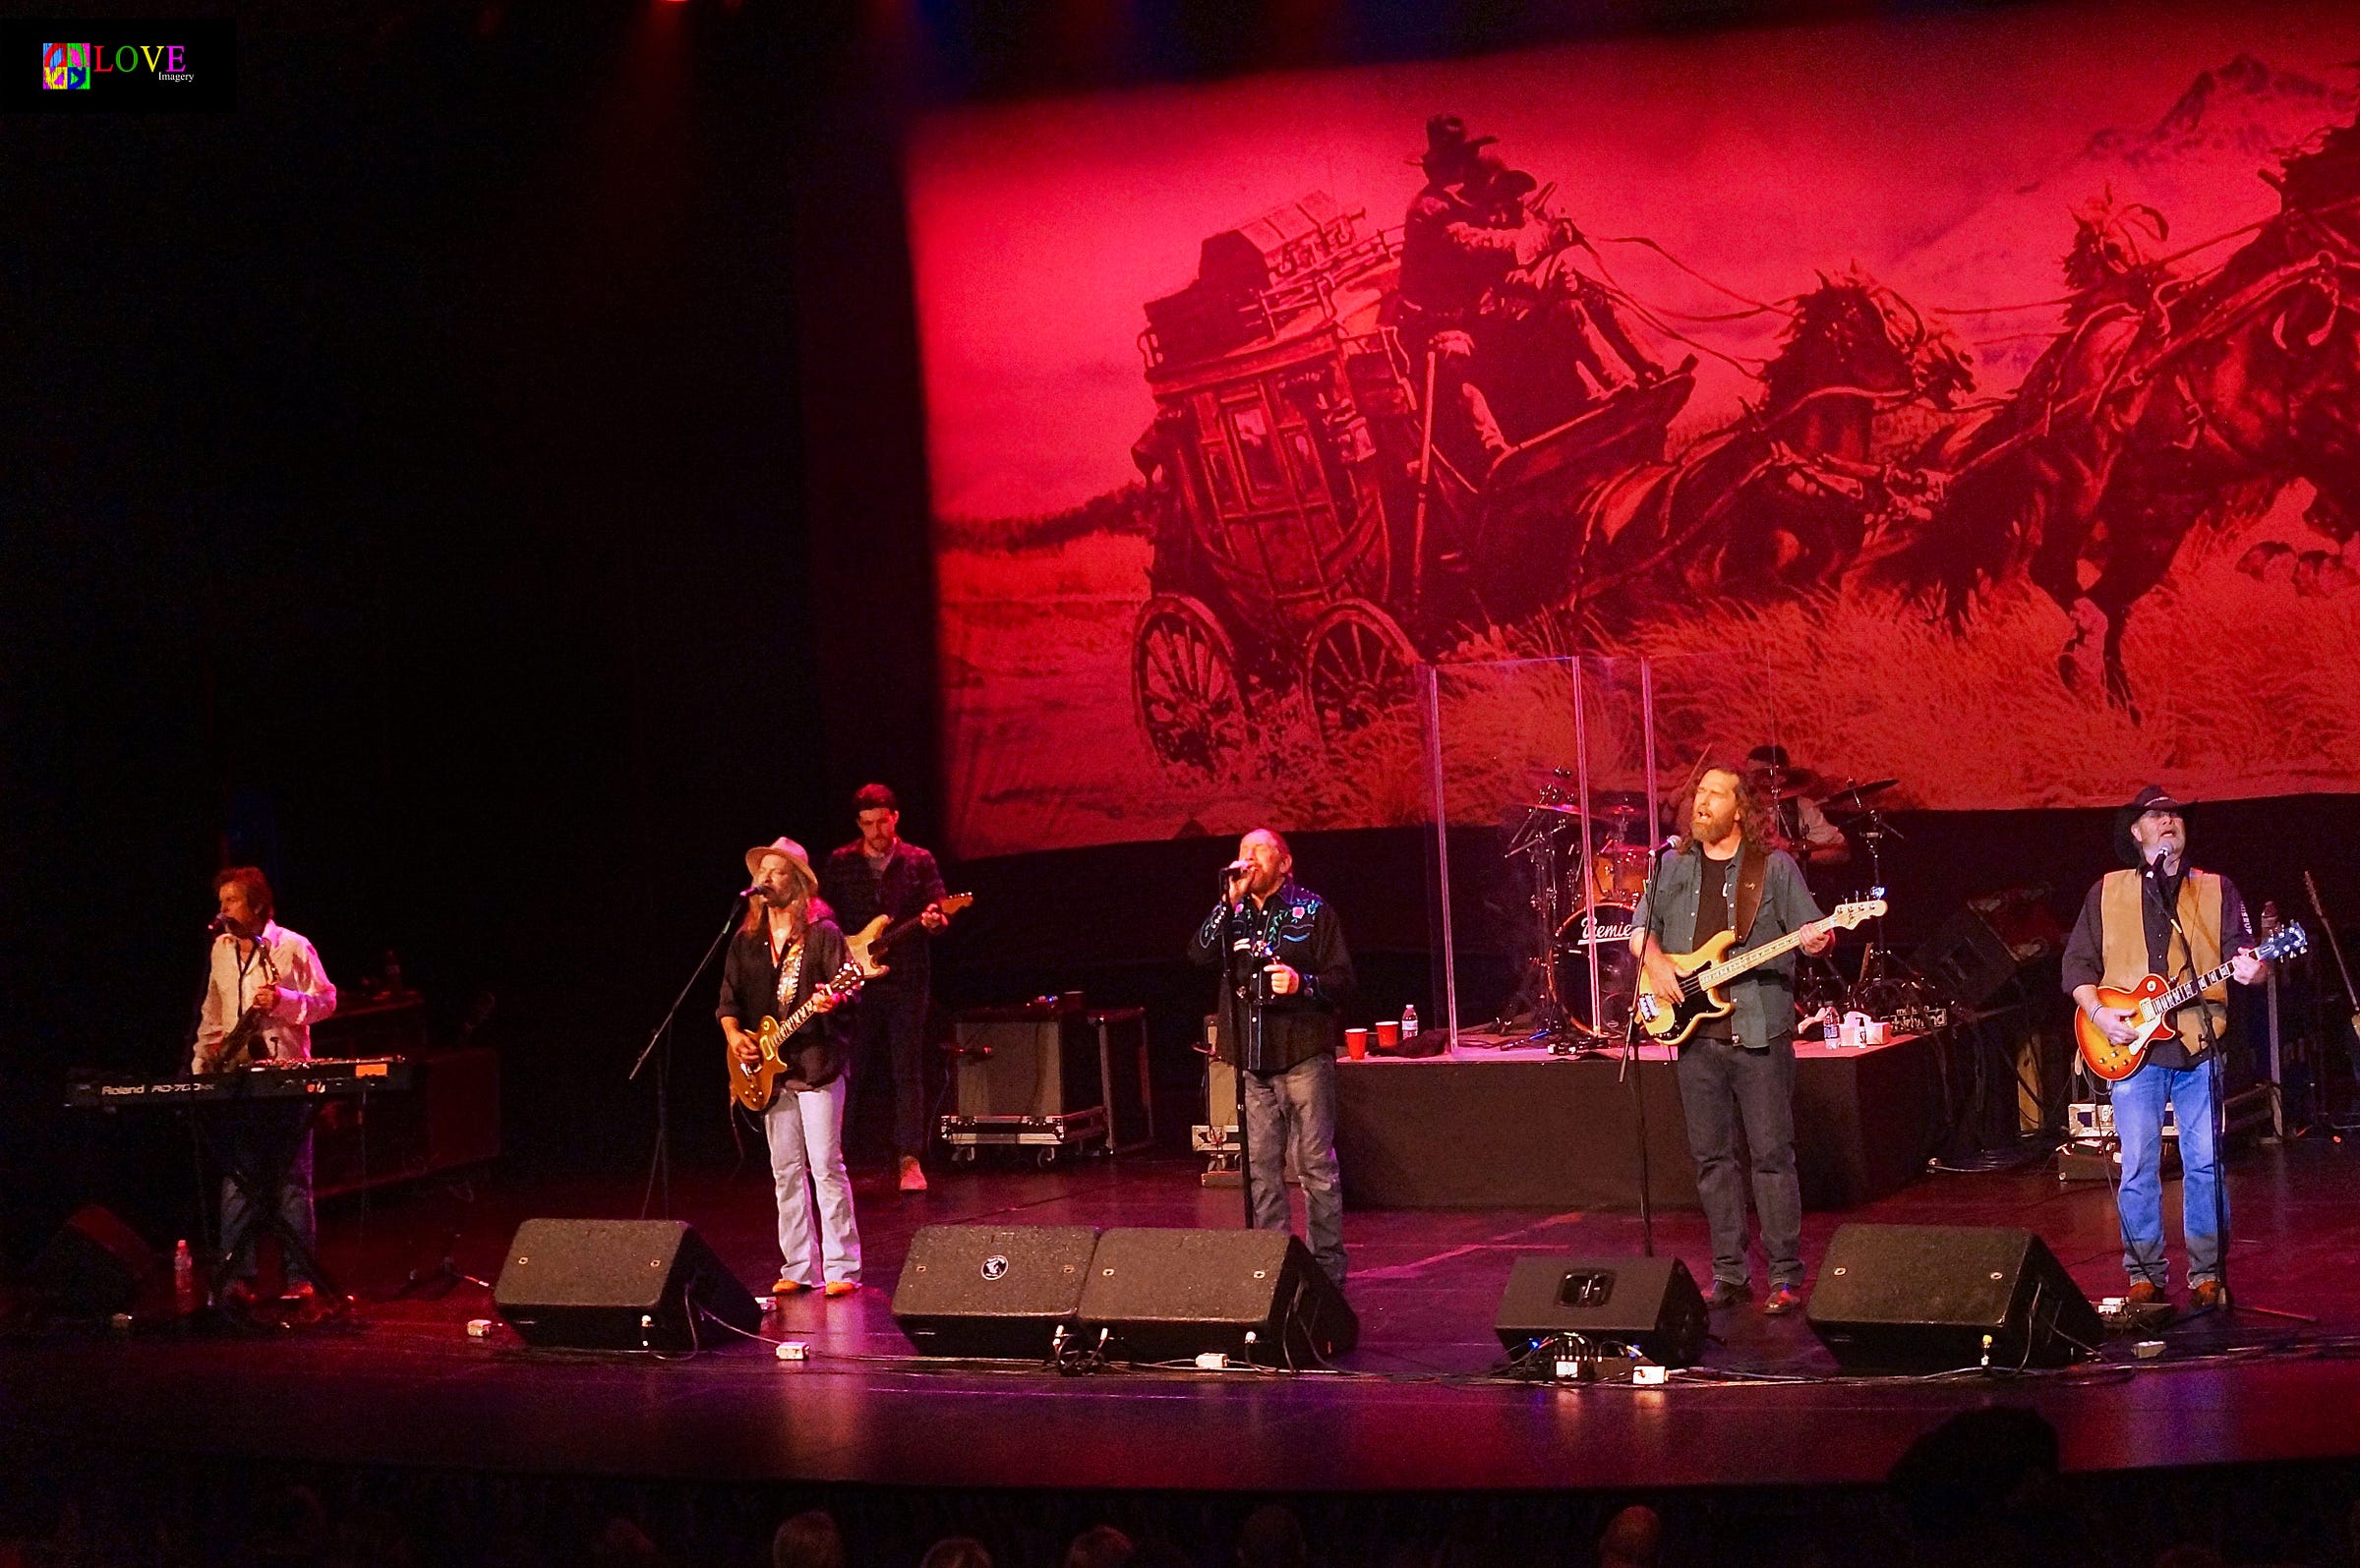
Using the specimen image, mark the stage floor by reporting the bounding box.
[9,1139,2360,1494]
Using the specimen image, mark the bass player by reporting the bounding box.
[1632,766,1832,1315]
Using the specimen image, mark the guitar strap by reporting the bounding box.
[774,938,805,1014]
[1733,845,1769,945]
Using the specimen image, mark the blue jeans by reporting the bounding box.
[1242,1052,1345,1286]
[220,1108,317,1286]
[2112,1057,2225,1287]
[1675,1035,1802,1290]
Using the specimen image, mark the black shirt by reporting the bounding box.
[1187,879,1355,1074]
[717,916,855,1090]
[818,841,948,992]
[1690,851,1738,1042]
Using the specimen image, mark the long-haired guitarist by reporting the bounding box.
[1632,767,1833,1316]
[2060,785,2265,1314]
[721,838,862,1297]
[195,866,338,1319]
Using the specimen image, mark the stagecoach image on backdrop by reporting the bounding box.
[1127,193,1695,774]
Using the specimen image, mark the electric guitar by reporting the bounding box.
[846,893,974,978]
[200,997,273,1074]
[729,962,866,1114]
[2072,922,2308,1081]
[1635,899,1888,1045]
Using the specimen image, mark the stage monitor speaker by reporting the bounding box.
[30,1204,157,1317]
[494,1219,760,1353]
[891,1224,1099,1358]
[1493,1255,1708,1367]
[1805,1223,2100,1373]
[1077,1227,1357,1366]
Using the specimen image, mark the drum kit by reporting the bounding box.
[1495,775,1658,1052]
[1490,763,1911,1049]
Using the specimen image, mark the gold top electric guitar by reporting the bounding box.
[729,962,866,1114]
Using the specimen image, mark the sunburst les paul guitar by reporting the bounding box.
[846,893,974,978]
[2072,921,2308,1081]
[729,962,866,1114]
[1635,899,1888,1046]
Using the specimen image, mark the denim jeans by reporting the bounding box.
[220,1107,317,1285]
[765,1074,861,1287]
[2112,1057,2225,1287]
[1674,1034,1802,1290]
[853,983,929,1159]
[1242,1052,1345,1286]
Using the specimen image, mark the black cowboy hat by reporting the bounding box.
[1409,112,1498,171]
[2112,783,2194,867]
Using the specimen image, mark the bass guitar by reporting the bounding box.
[729,962,866,1114]
[2072,921,2309,1081]
[847,893,974,978]
[1635,899,1887,1045]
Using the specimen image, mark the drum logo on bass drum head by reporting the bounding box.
[980,1255,1009,1281]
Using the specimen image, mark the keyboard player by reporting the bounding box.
[196,867,337,1318]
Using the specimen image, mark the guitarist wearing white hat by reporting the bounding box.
[720,837,863,1298]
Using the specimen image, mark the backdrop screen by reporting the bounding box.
[910,2,2360,857]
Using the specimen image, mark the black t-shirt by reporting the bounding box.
[1693,852,1737,1041]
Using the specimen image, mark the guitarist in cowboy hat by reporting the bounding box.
[2061,784,2266,1314]
[721,837,863,1298]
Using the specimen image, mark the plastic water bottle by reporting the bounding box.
[1820,1010,1839,1049]
[173,1240,196,1317]
[1400,1005,1419,1038]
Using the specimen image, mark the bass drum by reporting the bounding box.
[1552,901,1640,1041]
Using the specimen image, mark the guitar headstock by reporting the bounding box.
[1828,899,1889,930]
[938,893,975,918]
[826,961,867,997]
[2261,921,2308,962]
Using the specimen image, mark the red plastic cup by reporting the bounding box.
[1373,1019,1402,1052]
[1344,1027,1369,1060]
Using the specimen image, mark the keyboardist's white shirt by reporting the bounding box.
[193,920,338,1072]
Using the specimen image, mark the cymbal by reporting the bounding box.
[1516,790,1655,820]
[1824,777,1899,802]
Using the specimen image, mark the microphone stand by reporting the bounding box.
[1619,838,1675,1258]
[630,896,750,1221]
[2158,879,2310,1324]
[1215,871,1260,1231]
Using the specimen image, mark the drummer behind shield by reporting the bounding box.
[1744,745,1850,868]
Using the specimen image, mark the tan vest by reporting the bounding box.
[2098,868,2226,1054]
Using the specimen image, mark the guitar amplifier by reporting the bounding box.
[951,1002,1105,1120]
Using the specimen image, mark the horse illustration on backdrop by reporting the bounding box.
[1570,270,1972,610]
[1863,124,2360,719]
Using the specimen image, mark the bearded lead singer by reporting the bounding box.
[1188,829,1354,1289]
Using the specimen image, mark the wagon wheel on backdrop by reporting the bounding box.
[1133,595,1249,774]
[1301,600,1418,746]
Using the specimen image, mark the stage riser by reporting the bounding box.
[1334,1036,1942,1209]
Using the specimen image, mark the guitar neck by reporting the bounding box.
[1698,916,1836,990]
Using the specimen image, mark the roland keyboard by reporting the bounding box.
[65,1057,418,1108]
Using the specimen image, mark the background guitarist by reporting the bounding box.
[193,866,338,1319]
[2061,784,2265,1314]
[1633,767,1832,1317]
[821,784,951,1193]
[723,838,862,1298]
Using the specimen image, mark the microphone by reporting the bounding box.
[738,884,764,899]
[1222,859,1254,881]
[206,914,233,935]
